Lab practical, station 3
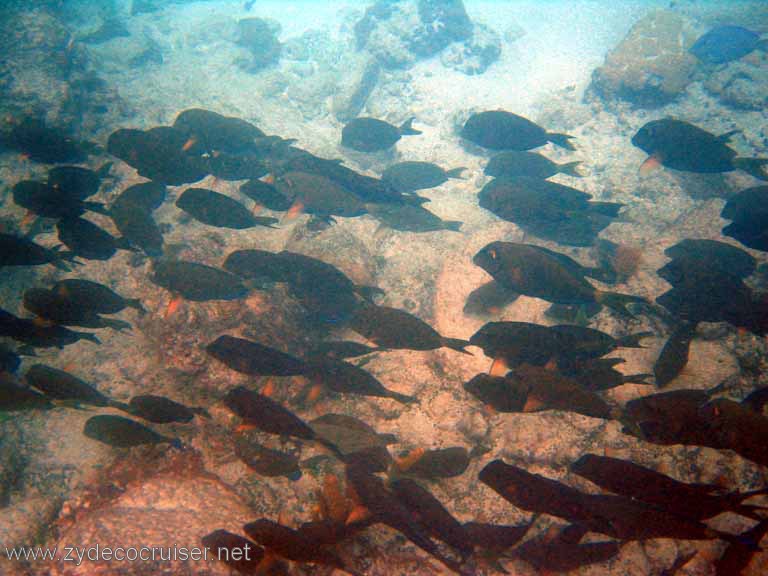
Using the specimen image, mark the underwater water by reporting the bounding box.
[1,0,768,574]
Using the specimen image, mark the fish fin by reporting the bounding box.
[16,345,38,357]
[107,400,131,412]
[96,161,113,178]
[615,332,653,348]
[164,295,184,319]
[445,167,466,179]
[283,199,305,221]
[388,390,418,405]
[355,285,385,302]
[489,357,509,377]
[192,407,211,419]
[522,394,546,412]
[401,194,430,205]
[442,220,463,232]
[346,505,372,525]
[546,132,576,151]
[733,158,768,181]
[77,331,101,345]
[442,337,472,354]
[82,201,110,215]
[126,298,147,314]
[595,291,648,319]
[102,318,132,332]
[622,373,655,385]
[717,129,741,143]
[395,447,425,471]
[115,236,139,252]
[253,216,280,228]
[638,155,662,176]
[399,117,421,136]
[589,201,624,217]
[558,160,583,177]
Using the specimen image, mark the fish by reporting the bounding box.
[721,185,768,252]
[206,335,308,376]
[390,478,473,559]
[0,307,100,349]
[47,163,111,199]
[201,529,265,575]
[396,446,470,479]
[714,517,768,576]
[175,187,278,229]
[56,217,134,261]
[5,117,89,163]
[341,117,421,152]
[234,433,301,480]
[224,386,316,440]
[0,233,77,270]
[571,453,768,521]
[367,203,462,232]
[463,373,527,412]
[114,181,167,212]
[274,171,368,220]
[513,523,623,573]
[663,238,756,280]
[306,355,416,404]
[12,180,108,219]
[84,414,181,448]
[654,323,696,387]
[0,345,21,374]
[308,340,383,359]
[480,459,748,544]
[126,395,208,423]
[485,150,582,179]
[23,288,132,331]
[381,161,465,193]
[690,25,765,64]
[564,357,653,391]
[52,279,144,315]
[243,519,363,576]
[742,387,768,414]
[24,364,125,408]
[699,398,768,468]
[461,110,575,151]
[151,261,248,301]
[239,179,293,211]
[109,197,164,257]
[309,413,396,462]
[632,119,768,180]
[172,108,266,154]
[0,373,54,411]
[473,241,648,317]
[463,280,519,317]
[208,152,269,181]
[349,303,471,354]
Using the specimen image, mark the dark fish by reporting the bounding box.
[0,345,21,374]
[201,529,264,575]
[341,117,421,152]
[0,373,53,411]
[480,460,745,544]
[243,519,361,576]
[126,395,208,423]
[172,108,265,154]
[349,303,470,354]
[514,524,622,573]
[621,389,716,446]
[234,433,301,479]
[721,186,768,252]
[632,119,768,180]
[52,279,144,314]
[485,150,582,179]
[208,152,268,181]
[24,364,123,407]
[474,241,648,317]
[742,387,768,414]
[398,446,470,479]
[306,356,416,404]
[464,373,527,412]
[206,335,308,376]
[654,323,696,387]
[239,179,293,211]
[224,386,315,440]
[0,307,100,349]
[5,117,89,163]
[274,171,367,219]
[22,288,131,331]
[690,25,764,64]
[84,415,181,448]
[309,413,396,461]
[56,217,133,261]
[663,239,756,280]
[390,478,472,559]
[176,187,278,229]
[308,340,384,359]
[0,233,76,269]
[47,163,110,199]
[109,198,164,257]
[699,398,768,468]
[714,517,768,576]
[367,203,462,232]
[463,280,519,317]
[565,357,653,391]
[571,453,768,521]
[151,261,248,301]
[115,181,167,212]
[13,180,107,219]
[382,161,464,193]
[461,110,575,151]
[462,520,534,552]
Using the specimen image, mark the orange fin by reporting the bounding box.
[305,384,323,405]
[20,210,36,229]
[346,505,371,525]
[164,295,183,319]
[181,136,197,152]
[284,200,304,221]
[395,447,425,472]
[638,155,662,176]
[235,423,257,433]
[261,378,276,397]
[523,395,546,413]
[489,357,509,377]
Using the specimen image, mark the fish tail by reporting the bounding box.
[558,160,583,177]
[192,407,212,419]
[443,220,463,232]
[623,373,655,385]
[115,237,139,253]
[445,167,466,179]
[388,390,418,405]
[399,117,422,136]
[108,399,131,412]
[582,265,618,285]
[96,161,113,178]
[730,504,768,520]
[546,132,576,150]
[126,298,147,314]
[77,331,101,345]
[595,291,648,319]
[442,338,473,355]
[615,331,653,348]
[589,201,625,217]
[733,158,768,181]
[82,201,110,215]
[102,318,133,332]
